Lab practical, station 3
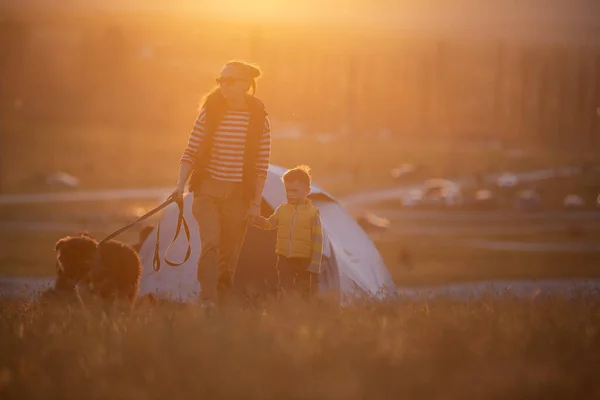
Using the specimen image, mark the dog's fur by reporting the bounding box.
[45,233,142,310]
[37,234,96,307]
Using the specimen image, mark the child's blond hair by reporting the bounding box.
[282,165,311,186]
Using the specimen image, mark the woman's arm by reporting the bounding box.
[176,162,194,192]
[252,176,266,207]
[253,115,271,205]
[175,108,207,194]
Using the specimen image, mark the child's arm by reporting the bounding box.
[253,206,280,230]
[308,210,324,273]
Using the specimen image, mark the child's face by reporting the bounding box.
[284,180,310,204]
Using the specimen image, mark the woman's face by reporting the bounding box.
[217,64,251,101]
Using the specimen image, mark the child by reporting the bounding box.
[253,165,323,299]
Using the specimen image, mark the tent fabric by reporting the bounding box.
[138,165,396,303]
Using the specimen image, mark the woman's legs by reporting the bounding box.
[192,183,222,303]
[192,178,249,304]
[218,183,248,303]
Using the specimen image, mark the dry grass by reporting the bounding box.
[374,212,600,286]
[1,294,599,399]
[377,238,600,286]
[3,221,600,283]
[2,198,600,284]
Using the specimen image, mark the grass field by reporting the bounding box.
[2,124,600,399]
[377,237,600,286]
[372,206,600,285]
[2,197,600,287]
[1,294,599,399]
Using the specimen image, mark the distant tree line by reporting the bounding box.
[1,17,598,152]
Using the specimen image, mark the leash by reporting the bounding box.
[152,196,191,271]
[98,194,192,272]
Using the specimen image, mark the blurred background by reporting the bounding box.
[1,0,600,285]
[1,0,599,190]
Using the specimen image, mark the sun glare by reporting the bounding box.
[197,0,314,22]
[175,0,376,25]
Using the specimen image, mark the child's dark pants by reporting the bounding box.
[276,256,318,299]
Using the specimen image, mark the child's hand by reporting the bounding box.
[250,214,276,230]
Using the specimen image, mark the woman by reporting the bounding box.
[173,60,271,305]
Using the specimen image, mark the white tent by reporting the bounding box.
[138,165,396,303]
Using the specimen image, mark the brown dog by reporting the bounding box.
[37,234,96,307]
[49,233,142,310]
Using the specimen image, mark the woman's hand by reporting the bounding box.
[171,185,185,201]
[245,202,261,222]
[173,162,194,201]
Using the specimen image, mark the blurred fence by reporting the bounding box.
[1,15,599,151]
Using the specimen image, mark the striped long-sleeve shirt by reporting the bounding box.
[180,107,271,182]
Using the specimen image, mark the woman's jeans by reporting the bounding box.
[192,177,248,303]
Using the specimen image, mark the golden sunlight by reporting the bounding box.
[177,0,316,22]
[177,0,374,25]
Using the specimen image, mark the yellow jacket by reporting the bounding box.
[254,200,323,273]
